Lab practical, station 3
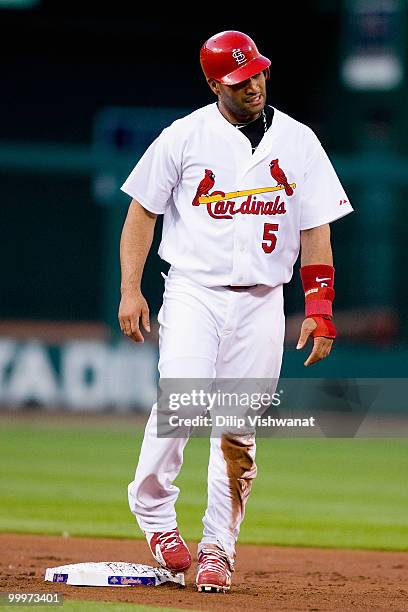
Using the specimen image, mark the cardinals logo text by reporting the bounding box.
[192,160,296,220]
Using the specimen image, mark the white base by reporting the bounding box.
[44,562,185,587]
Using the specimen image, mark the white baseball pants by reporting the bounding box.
[128,267,284,560]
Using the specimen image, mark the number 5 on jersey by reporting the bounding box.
[262,223,279,254]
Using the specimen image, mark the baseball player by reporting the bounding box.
[119,30,353,592]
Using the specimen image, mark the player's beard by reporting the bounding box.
[218,93,266,124]
[241,93,265,118]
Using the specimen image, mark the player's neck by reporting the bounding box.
[216,100,262,126]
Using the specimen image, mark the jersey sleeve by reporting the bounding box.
[120,127,180,215]
[299,131,353,230]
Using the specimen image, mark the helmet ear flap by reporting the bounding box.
[263,67,270,80]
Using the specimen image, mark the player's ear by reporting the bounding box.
[207,78,220,96]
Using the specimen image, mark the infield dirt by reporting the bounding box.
[1,533,407,611]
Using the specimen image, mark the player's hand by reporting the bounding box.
[118,290,150,343]
[296,317,334,367]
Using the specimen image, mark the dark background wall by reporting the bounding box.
[1,4,341,144]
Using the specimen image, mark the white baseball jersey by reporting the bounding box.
[121,102,353,287]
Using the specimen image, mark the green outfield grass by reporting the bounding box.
[0,416,407,550]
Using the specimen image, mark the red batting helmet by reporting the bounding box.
[200,31,271,86]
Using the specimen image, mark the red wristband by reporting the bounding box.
[300,264,335,319]
[300,264,335,291]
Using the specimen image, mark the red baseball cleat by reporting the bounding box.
[196,544,233,592]
[146,529,192,572]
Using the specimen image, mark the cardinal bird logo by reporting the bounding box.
[192,169,215,206]
[269,159,293,197]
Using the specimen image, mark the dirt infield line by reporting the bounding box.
[1,534,407,611]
